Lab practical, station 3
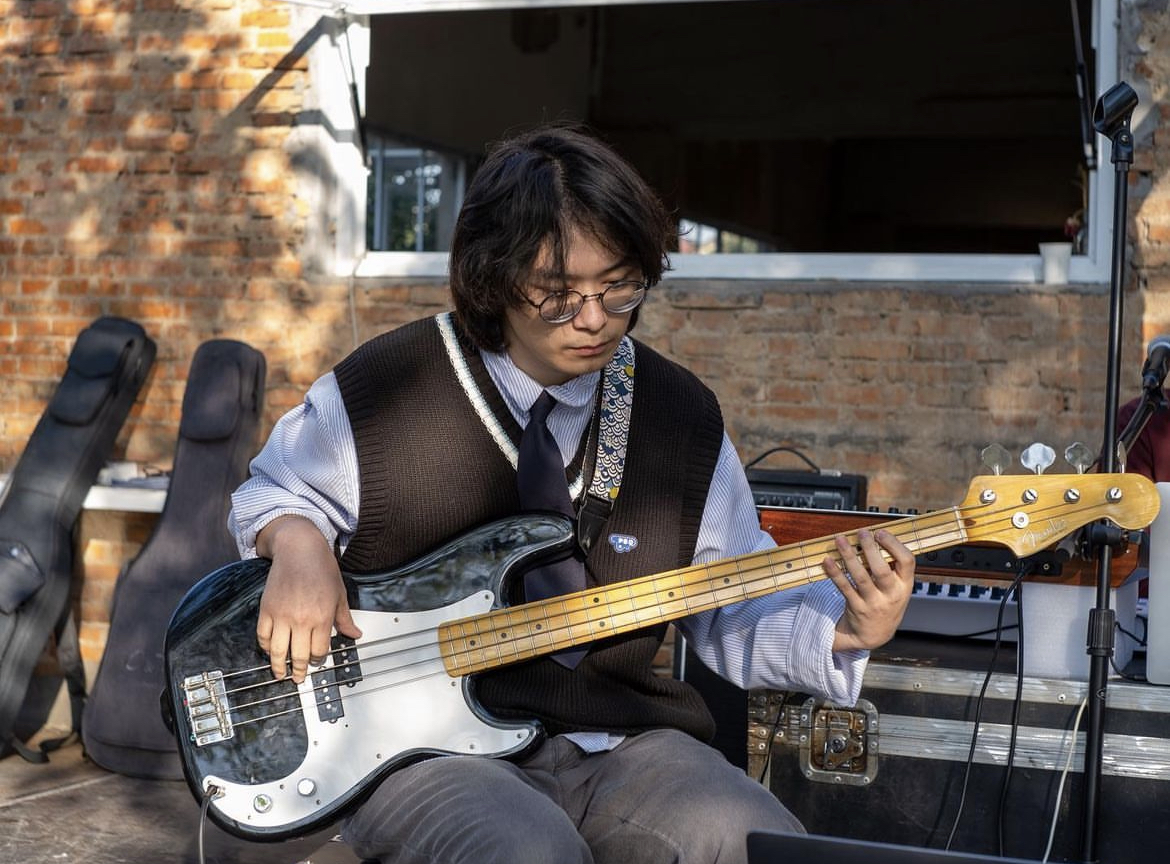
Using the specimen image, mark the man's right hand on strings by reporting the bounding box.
[254,515,362,683]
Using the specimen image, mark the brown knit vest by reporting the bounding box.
[334,315,725,741]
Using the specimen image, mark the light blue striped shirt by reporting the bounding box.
[228,345,868,750]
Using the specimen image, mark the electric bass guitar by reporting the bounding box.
[161,473,1159,841]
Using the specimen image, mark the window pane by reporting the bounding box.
[365,0,1094,255]
[366,139,462,252]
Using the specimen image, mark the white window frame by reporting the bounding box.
[301,0,1120,284]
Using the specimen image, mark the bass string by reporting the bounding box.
[441,496,998,667]
[214,493,1084,729]
[229,660,453,730]
[219,632,452,730]
[218,625,443,694]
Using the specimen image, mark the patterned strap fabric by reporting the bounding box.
[591,336,635,503]
[435,311,634,517]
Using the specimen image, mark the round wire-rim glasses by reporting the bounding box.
[524,280,648,324]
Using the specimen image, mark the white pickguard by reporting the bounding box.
[203,591,540,831]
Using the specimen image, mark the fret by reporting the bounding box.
[518,601,557,655]
[650,570,693,619]
[448,616,503,671]
[704,558,750,606]
[783,541,823,588]
[601,582,645,632]
[560,594,597,648]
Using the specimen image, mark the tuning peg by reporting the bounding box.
[1064,442,1094,474]
[1020,442,1056,475]
[980,443,1012,476]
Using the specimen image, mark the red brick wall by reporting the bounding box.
[0,0,311,470]
[1,2,1168,678]
[633,283,1119,508]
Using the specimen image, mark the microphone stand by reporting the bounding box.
[1080,81,1138,864]
[1116,386,1168,457]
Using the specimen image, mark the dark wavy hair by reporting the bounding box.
[449,124,674,352]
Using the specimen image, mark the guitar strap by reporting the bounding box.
[33,608,85,758]
[575,335,635,556]
[436,312,634,557]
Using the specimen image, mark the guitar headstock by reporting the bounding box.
[958,472,1160,556]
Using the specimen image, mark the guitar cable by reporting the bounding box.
[1112,617,1147,682]
[991,577,1144,858]
[198,783,222,864]
[943,563,1030,853]
[996,571,1028,858]
[755,691,790,785]
[742,446,821,473]
[1041,696,1088,863]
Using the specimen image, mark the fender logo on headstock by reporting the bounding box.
[1018,516,1070,553]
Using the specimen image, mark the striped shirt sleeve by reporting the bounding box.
[676,433,869,706]
[228,372,361,558]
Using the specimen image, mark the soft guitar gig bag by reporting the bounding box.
[82,339,265,779]
[0,316,156,757]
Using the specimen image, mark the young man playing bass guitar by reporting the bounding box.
[228,124,917,864]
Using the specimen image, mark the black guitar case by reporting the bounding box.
[82,339,265,779]
[0,316,156,758]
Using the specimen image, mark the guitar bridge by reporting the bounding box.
[182,670,235,746]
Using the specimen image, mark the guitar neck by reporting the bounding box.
[438,506,968,675]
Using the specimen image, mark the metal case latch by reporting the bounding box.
[797,696,878,785]
[747,692,880,785]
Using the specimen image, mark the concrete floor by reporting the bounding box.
[0,730,358,864]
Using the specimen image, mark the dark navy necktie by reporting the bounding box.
[517,391,588,667]
[517,392,574,518]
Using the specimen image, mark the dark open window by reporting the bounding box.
[364,0,1096,257]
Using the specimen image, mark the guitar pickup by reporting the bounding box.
[182,670,234,746]
[311,635,362,723]
[332,635,362,686]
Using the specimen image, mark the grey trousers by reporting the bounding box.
[341,728,804,864]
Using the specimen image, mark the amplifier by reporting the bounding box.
[746,468,868,511]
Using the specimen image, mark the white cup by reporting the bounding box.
[1039,242,1072,284]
